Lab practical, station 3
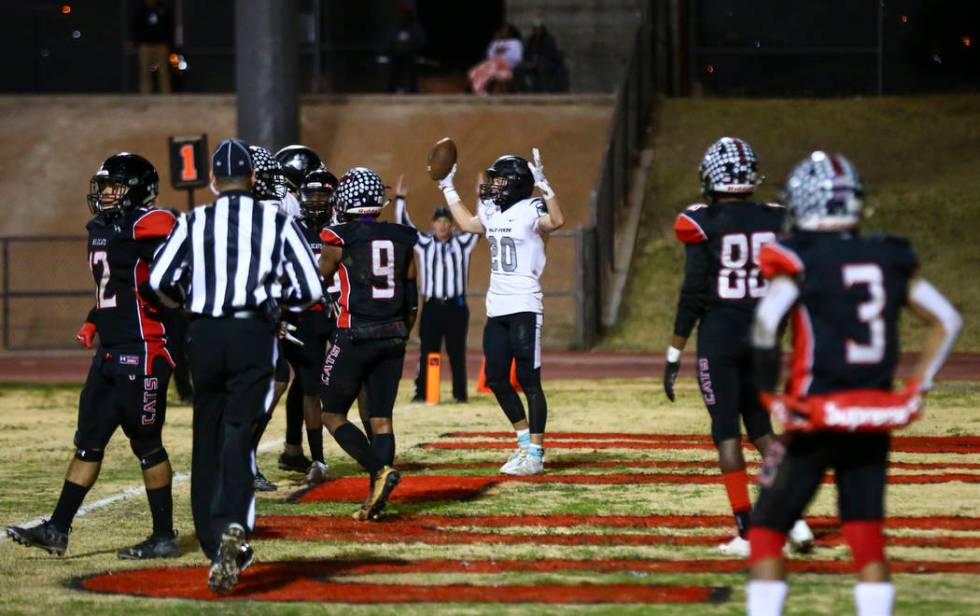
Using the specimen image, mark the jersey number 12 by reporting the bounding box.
[90,250,117,309]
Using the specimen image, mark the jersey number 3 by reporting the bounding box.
[718,232,775,299]
[90,250,117,309]
[843,263,886,364]
[371,240,395,299]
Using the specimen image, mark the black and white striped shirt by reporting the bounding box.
[396,197,478,300]
[149,190,323,316]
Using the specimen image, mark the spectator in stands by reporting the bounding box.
[378,2,427,93]
[517,17,569,93]
[468,24,524,96]
[129,0,174,94]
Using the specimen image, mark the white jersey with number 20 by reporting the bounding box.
[477,197,548,318]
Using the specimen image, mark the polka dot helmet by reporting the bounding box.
[784,151,864,231]
[699,137,761,196]
[248,145,287,201]
[334,167,388,218]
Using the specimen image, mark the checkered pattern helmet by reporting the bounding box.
[334,167,387,218]
[784,151,864,231]
[699,137,761,196]
[248,145,287,201]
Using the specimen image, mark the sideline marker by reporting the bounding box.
[426,353,441,404]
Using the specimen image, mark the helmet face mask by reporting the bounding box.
[333,167,388,220]
[299,168,339,225]
[87,153,159,217]
[699,137,761,197]
[784,151,864,231]
[249,146,287,201]
[275,145,321,193]
[479,155,534,209]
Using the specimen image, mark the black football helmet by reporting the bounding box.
[479,155,534,209]
[333,167,388,219]
[275,145,321,192]
[87,153,159,216]
[248,145,287,201]
[299,167,339,226]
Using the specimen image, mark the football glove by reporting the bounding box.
[75,322,96,349]
[529,148,555,199]
[437,163,457,193]
[663,346,681,402]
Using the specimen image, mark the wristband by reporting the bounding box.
[666,346,682,363]
[442,188,460,204]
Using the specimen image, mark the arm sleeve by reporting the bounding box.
[672,243,711,338]
[907,278,962,390]
[751,276,801,349]
[148,214,191,308]
[281,219,324,306]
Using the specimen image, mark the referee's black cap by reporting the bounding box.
[212,139,253,178]
[432,207,452,221]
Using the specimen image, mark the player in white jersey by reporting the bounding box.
[436,149,564,475]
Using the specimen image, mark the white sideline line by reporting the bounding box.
[1,438,285,538]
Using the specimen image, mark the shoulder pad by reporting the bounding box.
[320,225,346,246]
[674,207,708,244]
[759,242,804,278]
[871,234,919,273]
[532,197,547,217]
[133,209,176,240]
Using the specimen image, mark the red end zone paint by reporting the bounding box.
[442,432,980,447]
[79,562,727,604]
[424,440,980,454]
[399,459,980,472]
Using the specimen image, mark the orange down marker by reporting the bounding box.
[425,353,441,405]
[476,357,523,393]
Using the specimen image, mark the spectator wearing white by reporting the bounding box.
[469,24,524,96]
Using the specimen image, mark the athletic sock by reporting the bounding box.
[50,480,90,533]
[528,443,544,461]
[516,428,531,449]
[145,484,174,536]
[854,582,895,616]
[721,469,752,537]
[332,422,383,474]
[250,412,271,451]
[747,580,788,616]
[307,428,324,464]
[370,433,396,467]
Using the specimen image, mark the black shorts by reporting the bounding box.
[482,312,542,381]
[321,329,405,419]
[696,310,772,445]
[751,431,890,533]
[284,310,334,396]
[275,341,291,383]
[74,347,172,451]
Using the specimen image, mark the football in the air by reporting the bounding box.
[427,137,457,180]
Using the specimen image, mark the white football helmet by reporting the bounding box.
[699,137,761,196]
[784,151,864,231]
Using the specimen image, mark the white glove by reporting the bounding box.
[280,322,304,347]
[528,148,555,199]
[437,163,457,193]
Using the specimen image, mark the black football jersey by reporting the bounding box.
[320,220,417,339]
[86,208,176,367]
[759,231,919,396]
[674,201,786,315]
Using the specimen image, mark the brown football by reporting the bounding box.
[427,137,457,180]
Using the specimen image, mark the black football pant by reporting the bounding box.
[163,308,193,400]
[483,312,547,433]
[187,317,276,560]
[414,298,469,401]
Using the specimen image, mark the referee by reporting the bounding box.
[148,138,322,593]
[394,176,478,403]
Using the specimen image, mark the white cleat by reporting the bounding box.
[718,535,751,558]
[305,461,329,486]
[499,447,528,474]
[504,454,545,476]
[788,519,815,554]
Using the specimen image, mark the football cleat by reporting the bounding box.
[253,471,278,492]
[304,461,329,486]
[788,519,815,554]
[5,520,69,556]
[352,466,400,522]
[717,535,751,558]
[504,453,544,476]
[278,451,312,473]
[208,524,246,594]
[117,531,180,560]
[237,543,255,573]
[499,448,528,475]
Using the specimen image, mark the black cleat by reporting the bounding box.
[208,524,246,594]
[353,466,400,522]
[277,452,312,473]
[117,531,181,560]
[237,543,255,573]
[5,520,69,556]
[253,471,278,492]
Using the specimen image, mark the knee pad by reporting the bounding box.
[843,520,885,570]
[74,447,104,462]
[136,446,169,470]
[747,526,786,564]
[130,436,166,467]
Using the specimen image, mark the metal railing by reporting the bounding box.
[583,2,656,346]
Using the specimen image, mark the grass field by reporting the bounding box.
[1,379,978,614]
[606,95,980,352]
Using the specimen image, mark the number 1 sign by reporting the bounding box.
[168,134,209,210]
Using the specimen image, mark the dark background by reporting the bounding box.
[0,0,976,95]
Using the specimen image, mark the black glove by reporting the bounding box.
[664,359,680,402]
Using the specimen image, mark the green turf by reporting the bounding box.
[605,95,980,351]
